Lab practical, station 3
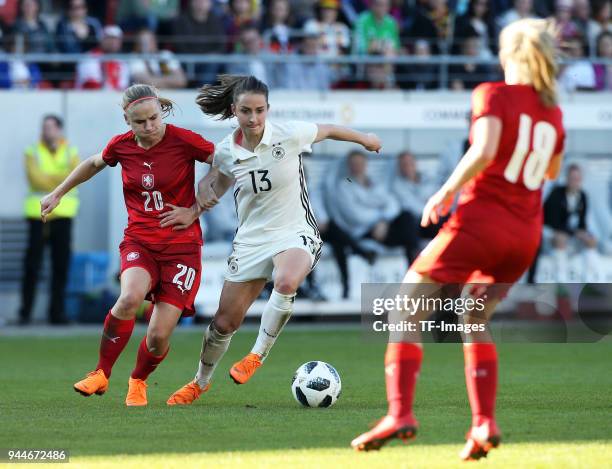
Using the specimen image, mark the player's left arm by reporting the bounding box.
[314,124,382,153]
[158,170,215,231]
[421,116,502,227]
[160,167,235,230]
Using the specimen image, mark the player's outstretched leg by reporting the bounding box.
[73,311,135,396]
[352,273,437,451]
[167,279,265,405]
[460,342,501,460]
[230,248,310,385]
[74,268,149,397]
[230,290,295,385]
[73,306,135,397]
[73,310,136,396]
[351,342,421,451]
[126,302,179,406]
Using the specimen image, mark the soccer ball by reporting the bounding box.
[291,361,342,408]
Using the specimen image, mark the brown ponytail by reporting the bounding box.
[122,83,174,117]
[196,75,269,120]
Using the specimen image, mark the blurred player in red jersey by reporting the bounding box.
[351,19,565,460]
[40,84,215,406]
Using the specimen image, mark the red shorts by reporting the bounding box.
[119,240,202,316]
[411,205,540,286]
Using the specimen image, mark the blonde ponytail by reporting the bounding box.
[500,19,559,107]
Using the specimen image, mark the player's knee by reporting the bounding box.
[213,315,240,335]
[147,329,170,354]
[115,291,144,316]
[274,276,300,295]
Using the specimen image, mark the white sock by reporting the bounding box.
[195,323,234,388]
[552,248,569,283]
[251,289,295,360]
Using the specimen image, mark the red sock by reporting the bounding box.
[96,310,135,378]
[130,336,169,380]
[385,342,423,418]
[464,343,498,427]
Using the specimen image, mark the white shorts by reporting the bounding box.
[225,232,322,282]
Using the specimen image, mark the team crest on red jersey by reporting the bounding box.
[127,251,140,261]
[142,174,154,189]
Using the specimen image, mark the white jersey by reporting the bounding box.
[213,120,320,246]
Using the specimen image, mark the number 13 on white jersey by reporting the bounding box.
[504,113,558,190]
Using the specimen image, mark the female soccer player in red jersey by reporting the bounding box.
[40,84,215,406]
[164,75,382,405]
[351,19,565,460]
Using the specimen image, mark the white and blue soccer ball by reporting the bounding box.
[291,361,342,408]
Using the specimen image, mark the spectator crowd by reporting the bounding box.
[0,0,610,90]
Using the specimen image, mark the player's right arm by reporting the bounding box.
[196,166,234,211]
[421,116,502,227]
[40,153,107,222]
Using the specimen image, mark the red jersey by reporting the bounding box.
[102,124,214,246]
[458,82,565,224]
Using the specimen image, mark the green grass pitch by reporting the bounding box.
[1,327,611,468]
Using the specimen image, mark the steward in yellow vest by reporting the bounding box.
[24,139,79,219]
[19,115,79,325]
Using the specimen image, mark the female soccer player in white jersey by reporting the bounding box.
[166,75,381,405]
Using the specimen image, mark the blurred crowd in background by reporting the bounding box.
[0,0,611,90]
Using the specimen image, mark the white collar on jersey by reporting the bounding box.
[230,121,273,162]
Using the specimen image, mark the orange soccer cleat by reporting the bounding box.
[459,419,502,461]
[73,369,109,397]
[166,381,210,406]
[351,414,418,452]
[125,377,148,406]
[229,353,263,385]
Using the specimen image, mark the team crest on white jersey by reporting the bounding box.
[127,251,140,261]
[142,174,154,189]
[228,256,239,274]
[272,144,286,160]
